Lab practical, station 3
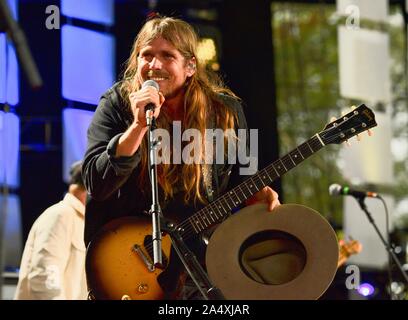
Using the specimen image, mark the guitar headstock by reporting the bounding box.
[320,104,377,145]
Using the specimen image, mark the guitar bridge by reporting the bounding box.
[133,244,155,272]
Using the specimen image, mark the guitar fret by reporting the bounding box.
[222,197,233,211]
[251,175,261,190]
[216,201,227,217]
[289,151,300,164]
[202,212,211,225]
[315,133,325,146]
[270,164,280,177]
[230,190,241,206]
[263,169,273,182]
[212,204,222,219]
[306,140,314,153]
[195,218,204,231]
[244,181,256,198]
[207,210,216,222]
[265,166,277,181]
[255,174,265,189]
[189,218,199,233]
[309,137,324,153]
[279,159,288,172]
[258,171,270,187]
[298,143,311,158]
[282,155,295,171]
[296,147,305,160]
[238,184,249,198]
[243,182,252,196]
[235,188,246,205]
[273,162,286,176]
[288,153,297,166]
[225,194,235,209]
[207,207,217,221]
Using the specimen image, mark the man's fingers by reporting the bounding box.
[269,198,280,211]
[267,188,280,211]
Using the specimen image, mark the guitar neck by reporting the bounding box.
[178,134,325,240]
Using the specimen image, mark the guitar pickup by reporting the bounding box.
[133,244,155,272]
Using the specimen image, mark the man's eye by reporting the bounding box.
[142,54,153,61]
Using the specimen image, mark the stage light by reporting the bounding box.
[197,38,217,63]
[357,283,375,297]
[196,37,219,71]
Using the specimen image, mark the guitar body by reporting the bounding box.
[86,216,172,300]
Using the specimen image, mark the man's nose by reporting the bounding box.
[149,57,162,69]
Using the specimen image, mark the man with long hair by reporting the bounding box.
[82,16,280,299]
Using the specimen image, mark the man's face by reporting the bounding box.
[137,37,195,99]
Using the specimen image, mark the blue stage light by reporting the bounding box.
[62,108,94,183]
[0,111,20,188]
[357,283,375,297]
[61,0,114,26]
[61,25,115,105]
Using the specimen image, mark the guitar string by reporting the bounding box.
[143,126,369,253]
[142,124,371,253]
[175,120,373,238]
[177,133,331,235]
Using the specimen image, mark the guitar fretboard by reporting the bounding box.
[177,134,325,239]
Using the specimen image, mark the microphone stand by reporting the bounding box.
[147,110,163,268]
[355,197,408,291]
[146,110,224,299]
[161,221,225,300]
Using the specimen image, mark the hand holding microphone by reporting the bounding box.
[129,80,165,127]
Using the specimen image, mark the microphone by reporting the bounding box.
[329,183,378,199]
[142,80,160,113]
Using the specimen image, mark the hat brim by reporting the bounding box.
[206,203,339,300]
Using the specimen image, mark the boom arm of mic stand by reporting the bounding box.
[0,0,43,89]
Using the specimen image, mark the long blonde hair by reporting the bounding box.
[120,16,239,205]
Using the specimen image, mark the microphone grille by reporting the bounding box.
[142,80,159,91]
[329,183,342,196]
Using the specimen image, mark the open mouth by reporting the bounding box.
[147,70,169,82]
[149,77,167,81]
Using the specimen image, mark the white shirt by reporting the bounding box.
[14,193,87,300]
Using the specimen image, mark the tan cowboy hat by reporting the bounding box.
[206,203,339,300]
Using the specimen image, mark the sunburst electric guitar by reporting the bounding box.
[86,104,377,300]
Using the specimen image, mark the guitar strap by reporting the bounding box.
[202,115,215,203]
[203,112,235,203]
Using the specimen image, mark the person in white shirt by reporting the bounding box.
[14,161,88,300]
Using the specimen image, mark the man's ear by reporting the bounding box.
[186,57,197,77]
